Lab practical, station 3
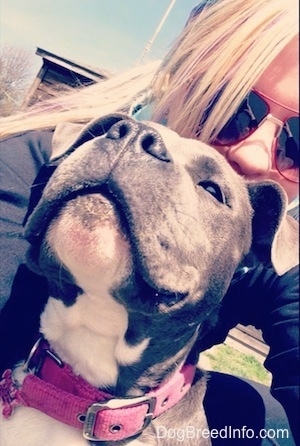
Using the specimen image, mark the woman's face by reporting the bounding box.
[212,36,299,202]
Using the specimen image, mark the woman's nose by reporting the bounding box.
[224,120,278,177]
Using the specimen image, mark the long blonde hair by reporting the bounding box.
[1,0,298,141]
[152,0,299,143]
[0,61,160,138]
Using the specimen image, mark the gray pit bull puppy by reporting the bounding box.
[0,114,298,446]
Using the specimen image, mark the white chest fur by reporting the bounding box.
[0,406,148,446]
[40,295,149,388]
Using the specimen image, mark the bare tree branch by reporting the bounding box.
[0,45,36,116]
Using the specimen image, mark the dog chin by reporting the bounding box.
[46,193,134,293]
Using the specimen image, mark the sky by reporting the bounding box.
[0,0,199,76]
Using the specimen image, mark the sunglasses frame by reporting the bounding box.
[213,89,299,183]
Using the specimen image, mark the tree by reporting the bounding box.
[0,45,36,117]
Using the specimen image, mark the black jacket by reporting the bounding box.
[0,130,299,441]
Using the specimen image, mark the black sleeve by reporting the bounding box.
[251,266,299,443]
[0,130,53,311]
[197,264,299,442]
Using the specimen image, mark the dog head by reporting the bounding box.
[24,114,298,322]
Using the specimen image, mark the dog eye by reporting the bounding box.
[198,181,225,204]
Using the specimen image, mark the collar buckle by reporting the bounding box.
[83,395,156,441]
[22,337,63,374]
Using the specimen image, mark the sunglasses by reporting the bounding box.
[212,90,299,182]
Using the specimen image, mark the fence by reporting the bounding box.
[225,324,269,364]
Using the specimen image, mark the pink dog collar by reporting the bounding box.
[3,338,196,442]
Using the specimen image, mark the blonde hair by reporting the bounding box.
[1,0,298,141]
[152,0,299,143]
[0,61,160,138]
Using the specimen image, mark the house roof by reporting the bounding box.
[35,47,113,82]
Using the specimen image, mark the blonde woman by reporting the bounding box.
[0,0,299,443]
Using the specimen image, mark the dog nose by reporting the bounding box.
[106,119,171,162]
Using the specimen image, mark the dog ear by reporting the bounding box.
[50,113,131,161]
[51,122,85,160]
[24,114,132,227]
[247,181,299,276]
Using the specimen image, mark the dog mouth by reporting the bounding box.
[42,186,188,311]
[55,185,130,233]
[46,184,132,261]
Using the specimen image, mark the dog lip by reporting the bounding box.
[57,184,129,230]
[127,277,189,310]
[154,290,188,307]
[25,183,119,244]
